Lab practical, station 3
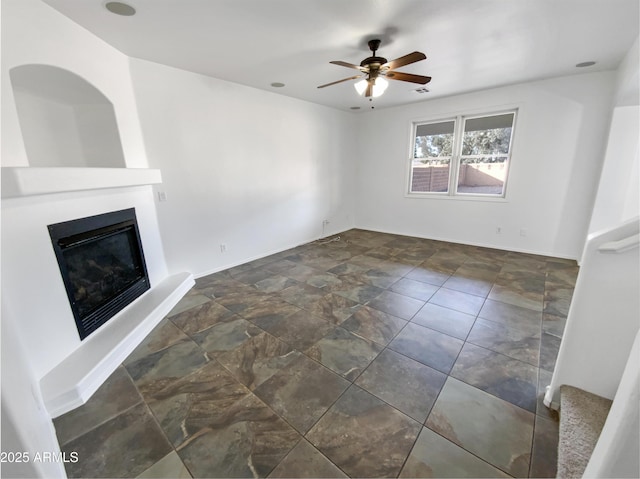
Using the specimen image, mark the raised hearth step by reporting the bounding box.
[40,272,194,418]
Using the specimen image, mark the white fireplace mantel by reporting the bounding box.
[1,167,162,198]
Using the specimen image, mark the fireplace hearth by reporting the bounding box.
[48,208,150,340]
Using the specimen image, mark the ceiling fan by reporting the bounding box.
[318,39,431,98]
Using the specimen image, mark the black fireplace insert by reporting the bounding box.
[48,208,150,340]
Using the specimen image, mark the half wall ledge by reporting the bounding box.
[1,167,162,198]
[40,272,194,418]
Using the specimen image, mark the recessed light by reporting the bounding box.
[350,106,361,110]
[270,82,285,88]
[105,2,136,16]
[576,61,596,68]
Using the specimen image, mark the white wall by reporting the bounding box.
[11,89,86,167]
[584,329,640,478]
[75,103,127,167]
[547,217,639,404]
[10,65,127,168]
[614,37,640,107]
[1,2,169,477]
[589,37,640,233]
[542,39,639,477]
[129,58,357,277]
[589,106,639,232]
[623,149,639,221]
[1,0,148,168]
[354,72,616,259]
[1,305,66,479]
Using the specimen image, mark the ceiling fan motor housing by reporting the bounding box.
[360,56,388,69]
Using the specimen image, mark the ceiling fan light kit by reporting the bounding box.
[354,76,388,97]
[318,39,431,99]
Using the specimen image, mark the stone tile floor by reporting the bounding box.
[54,229,577,478]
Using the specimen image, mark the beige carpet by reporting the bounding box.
[557,385,613,478]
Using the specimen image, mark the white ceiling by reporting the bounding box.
[42,0,639,111]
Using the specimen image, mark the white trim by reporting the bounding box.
[543,385,561,411]
[1,167,162,198]
[404,191,508,202]
[355,225,579,261]
[192,228,354,279]
[598,233,640,253]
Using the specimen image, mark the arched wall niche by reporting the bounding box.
[9,64,126,168]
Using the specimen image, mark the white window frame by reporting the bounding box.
[407,109,518,200]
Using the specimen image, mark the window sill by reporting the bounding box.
[404,192,508,203]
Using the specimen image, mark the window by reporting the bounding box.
[409,111,516,197]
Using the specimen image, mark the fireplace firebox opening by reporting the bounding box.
[48,208,150,340]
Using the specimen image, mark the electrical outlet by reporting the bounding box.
[496,226,502,234]
[520,228,527,237]
[157,191,167,202]
[220,244,227,253]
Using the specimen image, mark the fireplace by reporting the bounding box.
[48,208,150,340]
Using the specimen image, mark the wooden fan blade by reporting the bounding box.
[317,75,362,89]
[385,71,432,84]
[330,60,368,72]
[383,51,426,70]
